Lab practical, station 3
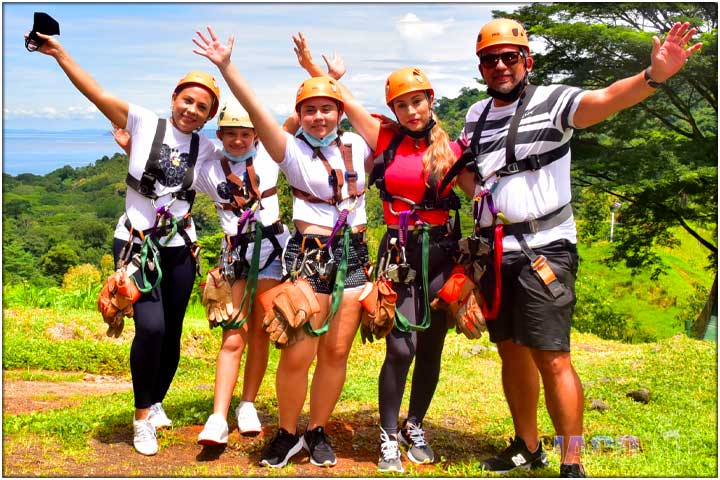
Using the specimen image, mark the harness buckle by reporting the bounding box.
[528,218,540,234]
[505,162,520,174]
[526,155,542,171]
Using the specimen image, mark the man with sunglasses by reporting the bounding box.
[459,18,701,478]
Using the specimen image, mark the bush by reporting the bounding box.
[62,264,101,292]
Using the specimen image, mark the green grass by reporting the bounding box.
[2,304,717,476]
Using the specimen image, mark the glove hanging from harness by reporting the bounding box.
[431,264,486,339]
[358,277,397,344]
[97,246,141,338]
[201,268,234,329]
[261,278,321,349]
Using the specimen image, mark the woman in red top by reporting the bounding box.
[294,33,475,473]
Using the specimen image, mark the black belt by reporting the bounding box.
[124,216,193,239]
[478,203,573,237]
[230,221,285,245]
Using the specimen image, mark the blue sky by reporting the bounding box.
[2,2,525,131]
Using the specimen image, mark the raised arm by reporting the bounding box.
[292,32,381,152]
[193,26,287,163]
[573,22,702,129]
[29,33,129,128]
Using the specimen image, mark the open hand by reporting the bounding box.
[321,52,346,81]
[649,22,703,82]
[111,123,131,154]
[292,32,316,72]
[193,26,233,69]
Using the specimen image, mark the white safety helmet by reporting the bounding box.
[217,100,253,129]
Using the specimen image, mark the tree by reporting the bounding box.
[493,3,717,282]
[40,243,80,284]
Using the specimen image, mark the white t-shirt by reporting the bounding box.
[193,143,282,235]
[279,131,371,228]
[461,84,587,251]
[114,104,220,246]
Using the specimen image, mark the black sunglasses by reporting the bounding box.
[479,51,522,69]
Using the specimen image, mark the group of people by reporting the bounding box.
[30,15,700,477]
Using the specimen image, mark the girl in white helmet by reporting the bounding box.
[27,29,222,456]
[193,26,374,469]
[193,100,291,445]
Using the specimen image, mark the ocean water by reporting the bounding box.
[2,130,123,176]
[2,130,222,176]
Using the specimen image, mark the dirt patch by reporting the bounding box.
[2,373,469,477]
[3,373,132,415]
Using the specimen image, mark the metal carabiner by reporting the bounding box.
[388,195,417,216]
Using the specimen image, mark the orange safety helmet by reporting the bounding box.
[385,67,434,107]
[295,77,344,112]
[475,18,530,55]
[174,71,221,119]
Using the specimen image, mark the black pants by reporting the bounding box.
[376,228,457,434]
[113,238,197,409]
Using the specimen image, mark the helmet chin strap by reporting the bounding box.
[486,73,529,103]
[400,116,436,139]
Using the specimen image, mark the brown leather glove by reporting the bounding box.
[262,278,321,348]
[202,268,234,328]
[431,265,485,339]
[97,267,141,338]
[359,278,397,343]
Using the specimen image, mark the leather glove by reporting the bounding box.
[359,278,397,343]
[201,268,234,328]
[262,278,320,348]
[98,266,141,338]
[431,265,486,339]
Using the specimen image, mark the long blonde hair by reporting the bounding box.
[423,111,456,193]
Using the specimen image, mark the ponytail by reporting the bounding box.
[422,112,455,191]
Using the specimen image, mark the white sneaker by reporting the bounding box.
[236,402,262,436]
[133,419,158,456]
[198,413,229,445]
[148,402,172,429]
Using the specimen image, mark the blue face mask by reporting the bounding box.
[296,127,338,148]
[223,146,256,163]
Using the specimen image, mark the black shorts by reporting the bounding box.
[481,239,579,351]
[283,231,370,294]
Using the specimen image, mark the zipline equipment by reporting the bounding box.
[97,242,141,338]
[438,84,575,314]
[201,268,234,329]
[430,264,486,339]
[261,278,321,349]
[358,277,397,344]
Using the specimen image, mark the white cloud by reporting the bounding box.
[396,13,452,41]
[5,105,100,120]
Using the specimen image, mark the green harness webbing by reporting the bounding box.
[304,227,350,337]
[392,224,432,332]
[222,222,264,330]
[137,235,162,294]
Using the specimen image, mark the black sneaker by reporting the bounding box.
[303,426,337,467]
[259,428,303,468]
[480,436,549,473]
[560,463,586,477]
[399,420,435,464]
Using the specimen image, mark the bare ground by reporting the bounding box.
[2,372,448,477]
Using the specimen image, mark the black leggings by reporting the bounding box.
[377,228,457,434]
[113,238,197,409]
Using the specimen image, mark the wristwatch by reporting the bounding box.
[644,67,663,88]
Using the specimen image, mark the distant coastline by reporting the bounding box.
[2,128,220,176]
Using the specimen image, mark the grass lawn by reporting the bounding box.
[2,305,717,477]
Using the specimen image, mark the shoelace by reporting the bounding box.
[136,421,156,442]
[270,430,297,455]
[380,430,401,460]
[405,423,427,447]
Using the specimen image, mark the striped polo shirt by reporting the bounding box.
[461,84,587,250]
